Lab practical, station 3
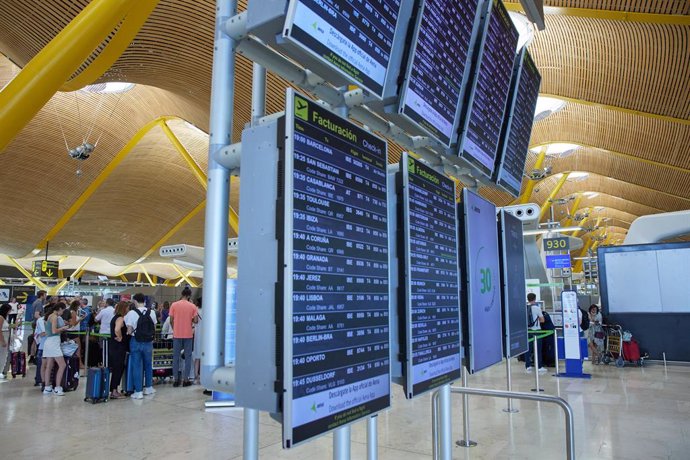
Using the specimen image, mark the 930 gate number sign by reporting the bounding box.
[543,237,569,251]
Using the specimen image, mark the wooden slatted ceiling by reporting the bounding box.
[531,174,690,217]
[541,147,690,199]
[576,194,663,217]
[529,102,690,170]
[505,0,690,14]
[528,15,690,119]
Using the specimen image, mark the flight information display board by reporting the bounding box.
[401,153,461,398]
[495,50,542,197]
[281,89,390,447]
[459,0,519,178]
[398,0,483,147]
[284,0,405,99]
[498,210,528,358]
[459,189,503,373]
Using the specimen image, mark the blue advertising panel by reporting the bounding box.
[459,189,503,373]
[281,90,390,447]
[498,210,528,358]
[400,153,462,398]
[398,0,483,147]
[546,254,571,269]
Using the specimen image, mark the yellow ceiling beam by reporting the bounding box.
[562,193,583,227]
[159,120,207,189]
[529,141,690,175]
[540,173,570,220]
[70,257,92,281]
[120,274,129,282]
[173,264,197,288]
[139,265,156,286]
[8,257,48,291]
[60,0,161,91]
[0,0,140,152]
[516,148,546,204]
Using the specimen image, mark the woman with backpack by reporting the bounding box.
[123,293,157,400]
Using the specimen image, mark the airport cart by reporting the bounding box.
[600,324,624,367]
[152,328,173,383]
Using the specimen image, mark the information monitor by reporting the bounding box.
[458,0,519,178]
[281,89,391,447]
[283,0,408,99]
[494,49,542,197]
[400,153,461,398]
[459,189,503,373]
[397,0,483,147]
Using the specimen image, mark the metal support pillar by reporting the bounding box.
[432,390,440,460]
[531,336,544,392]
[333,425,351,460]
[201,0,235,390]
[554,330,561,376]
[243,408,259,460]
[437,384,452,459]
[503,358,519,413]
[367,416,378,460]
[456,367,477,447]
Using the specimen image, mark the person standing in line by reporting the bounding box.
[160,301,171,324]
[192,298,202,384]
[33,305,52,387]
[108,301,130,399]
[170,287,198,387]
[95,299,115,337]
[27,290,46,365]
[124,293,157,400]
[42,302,71,395]
[66,300,86,369]
[8,298,19,325]
[525,293,547,374]
[0,304,10,379]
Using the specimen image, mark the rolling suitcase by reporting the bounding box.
[623,339,641,363]
[51,355,80,391]
[11,351,26,378]
[85,367,110,403]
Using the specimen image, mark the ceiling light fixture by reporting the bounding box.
[532,143,581,157]
[533,96,566,121]
[82,82,136,94]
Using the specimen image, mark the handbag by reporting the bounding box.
[594,331,605,339]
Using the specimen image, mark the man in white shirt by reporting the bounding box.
[95,299,115,337]
[8,298,18,324]
[124,293,157,400]
[526,293,547,374]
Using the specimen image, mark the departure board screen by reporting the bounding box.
[460,0,518,177]
[459,189,503,374]
[282,90,390,447]
[399,0,482,147]
[496,51,542,197]
[285,0,403,98]
[401,153,461,398]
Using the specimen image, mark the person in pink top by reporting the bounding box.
[170,287,198,387]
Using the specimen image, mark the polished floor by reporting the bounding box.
[1,359,688,459]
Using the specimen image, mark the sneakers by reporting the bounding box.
[53,387,65,396]
[182,380,192,387]
[0,373,5,380]
[143,387,156,395]
[43,385,54,394]
[130,391,144,400]
[538,367,548,374]
[525,367,534,373]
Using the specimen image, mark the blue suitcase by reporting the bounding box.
[84,367,110,403]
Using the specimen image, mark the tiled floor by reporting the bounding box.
[1,360,688,459]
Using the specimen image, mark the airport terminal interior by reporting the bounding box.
[0,1,689,459]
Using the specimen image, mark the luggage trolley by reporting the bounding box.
[152,327,173,383]
[600,324,625,367]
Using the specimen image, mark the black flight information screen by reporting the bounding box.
[285,0,403,98]
[282,90,390,447]
[399,0,482,147]
[460,0,518,178]
[401,153,461,398]
[496,51,542,197]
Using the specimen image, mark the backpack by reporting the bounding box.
[527,304,537,328]
[579,308,590,331]
[133,308,155,342]
[541,310,555,331]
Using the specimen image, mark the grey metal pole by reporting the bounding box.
[333,425,351,460]
[201,0,235,389]
[431,390,440,460]
[554,330,560,376]
[251,62,266,126]
[243,407,259,460]
[450,386,576,460]
[503,358,519,413]
[438,384,452,459]
[83,327,90,376]
[532,335,543,392]
[367,416,378,460]
[457,367,477,447]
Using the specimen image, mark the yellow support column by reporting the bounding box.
[574,239,594,273]
[0,0,138,152]
[517,148,547,204]
[8,258,48,291]
[562,193,583,227]
[539,173,570,221]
